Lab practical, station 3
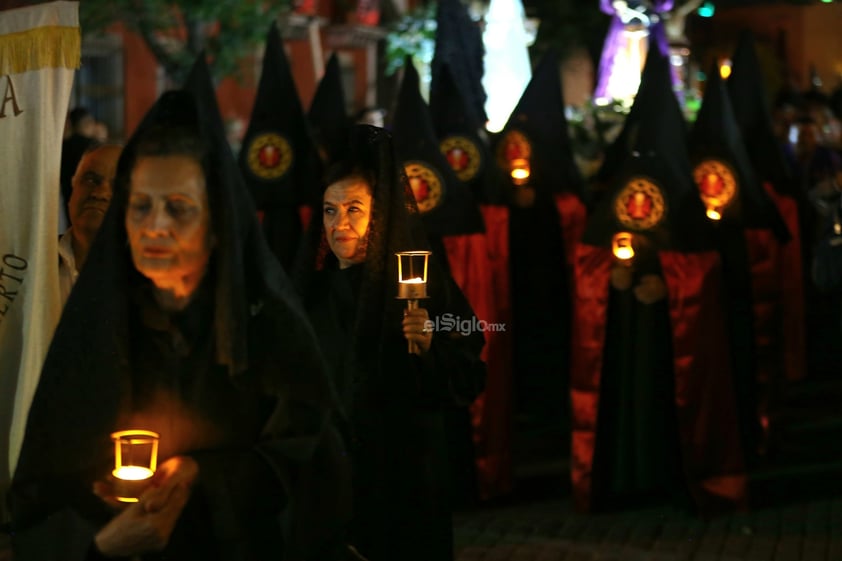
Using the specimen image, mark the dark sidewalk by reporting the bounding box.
[454,495,842,561]
[452,372,842,561]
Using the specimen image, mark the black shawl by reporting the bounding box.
[10,56,349,561]
[292,124,485,561]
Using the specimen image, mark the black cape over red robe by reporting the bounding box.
[572,47,746,514]
[571,245,747,512]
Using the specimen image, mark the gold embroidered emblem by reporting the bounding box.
[246,133,293,180]
[693,159,738,211]
[404,161,445,213]
[615,176,667,230]
[496,130,532,171]
[440,135,482,182]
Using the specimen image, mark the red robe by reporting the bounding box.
[570,244,747,513]
[761,183,806,382]
[554,192,588,269]
[442,205,513,500]
[744,229,783,386]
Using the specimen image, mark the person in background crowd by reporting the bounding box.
[92,120,109,143]
[59,142,122,307]
[60,107,98,219]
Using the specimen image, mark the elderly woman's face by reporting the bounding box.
[126,156,212,297]
[323,177,372,269]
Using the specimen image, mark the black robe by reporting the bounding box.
[590,256,685,511]
[10,74,350,561]
[9,271,350,561]
[305,264,485,561]
[508,198,571,437]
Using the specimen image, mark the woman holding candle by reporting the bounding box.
[293,124,486,561]
[10,61,350,560]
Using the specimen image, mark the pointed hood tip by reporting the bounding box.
[495,49,583,198]
[393,57,484,235]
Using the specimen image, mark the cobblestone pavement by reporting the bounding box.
[454,497,842,561]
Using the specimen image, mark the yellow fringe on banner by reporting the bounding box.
[0,25,81,76]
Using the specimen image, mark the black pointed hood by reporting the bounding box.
[597,36,684,185]
[429,62,503,205]
[689,63,790,241]
[308,53,352,167]
[583,47,714,255]
[727,31,795,198]
[495,49,584,200]
[430,0,487,128]
[392,60,485,235]
[239,22,323,209]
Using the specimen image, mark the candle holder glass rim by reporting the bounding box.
[394,250,433,257]
[110,429,160,440]
[111,429,160,474]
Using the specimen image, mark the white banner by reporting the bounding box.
[0,1,79,498]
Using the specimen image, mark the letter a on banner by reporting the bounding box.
[0,1,80,521]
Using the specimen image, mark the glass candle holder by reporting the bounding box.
[612,232,635,264]
[110,429,159,503]
[396,251,432,300]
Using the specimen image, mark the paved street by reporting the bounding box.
[454,495,842,561]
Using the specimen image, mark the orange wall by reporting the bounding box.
[119,27,370,140]
[120,26,159,137]
[711,3,842,92]
[803,4,842,90]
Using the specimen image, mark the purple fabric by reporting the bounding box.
[594,17,625,100]
[651,0,673,57]
[594,0,676,100]
[652,0,674,11]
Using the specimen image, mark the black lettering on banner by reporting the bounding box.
[0,75,24,119]
[3,254,27,270]
[0,253,28,323]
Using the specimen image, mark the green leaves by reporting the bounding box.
[79,0,291,83]
[384,2,437,76]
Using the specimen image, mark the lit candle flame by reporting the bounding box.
[612,232,635,261]
[719,60,732,80]
[614,246,634,260]
[113,465,154,481]
[511,168,530,180]
[706,207,722,221]
[510,158,531,185]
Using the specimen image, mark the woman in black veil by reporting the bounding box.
[10,65,350,560]
[293,124,486,561]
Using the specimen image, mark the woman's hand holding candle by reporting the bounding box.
[92,456,198,556]
[403,307,432,355]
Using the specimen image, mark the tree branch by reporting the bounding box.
[136,15,183,80]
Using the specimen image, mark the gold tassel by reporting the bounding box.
[0,25,81,76]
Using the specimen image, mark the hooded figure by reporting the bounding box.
[494,49,587,468]
[392,59,486,243]
[9,57,350,560]
[689,64,791,460]
[728,32,806,386]
[292,124,486,561]
[570,48,746,514]
[393,58,503,505]
[308,53,353,167]
[595,33,683,195]
[239,23,324,271]
[429,0,488,131]
[429,61,514,502]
